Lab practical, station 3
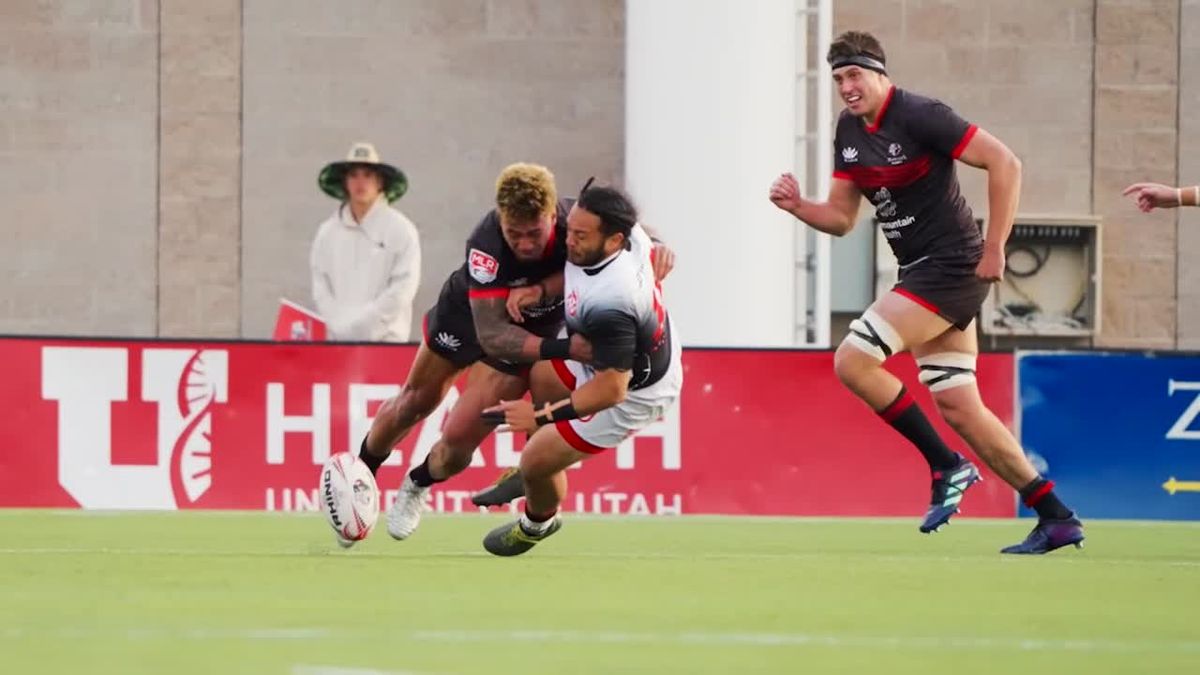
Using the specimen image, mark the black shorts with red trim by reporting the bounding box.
[421,284,563,377]
[893,255,988,331]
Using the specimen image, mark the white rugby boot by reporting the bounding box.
[387,474,429,540]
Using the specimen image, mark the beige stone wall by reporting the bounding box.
[1180,0,1200,350]
[0,0,1194,347]
[239,0,625,338]
[1092,0,1179,349]
[0,0,159,336]
[158,0,241,337]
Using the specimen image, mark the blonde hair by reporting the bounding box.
[495,163,557,222]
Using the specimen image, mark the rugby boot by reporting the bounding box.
[920,454,982,533]
[1000,514,1085,555]
[470,467,525,507]
[483,517,562,557]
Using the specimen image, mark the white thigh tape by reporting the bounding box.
[917,352,977,391]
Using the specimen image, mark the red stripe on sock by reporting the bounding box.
[1023,480,1055,507]
[880,391,916,423]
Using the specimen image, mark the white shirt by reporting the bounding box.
[310,196,421,342]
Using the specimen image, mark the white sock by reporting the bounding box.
[520,511,556,534]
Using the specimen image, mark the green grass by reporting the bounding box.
[1,511,1198,674]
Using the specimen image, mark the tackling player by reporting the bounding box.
[769,31,1084,554]
[353,164,674,546]
[479,184,682,556]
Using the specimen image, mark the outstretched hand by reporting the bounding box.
[1122,182,1179,212]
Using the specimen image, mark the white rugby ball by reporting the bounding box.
[319,453,380,546]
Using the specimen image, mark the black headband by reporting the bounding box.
[830,54,887,75]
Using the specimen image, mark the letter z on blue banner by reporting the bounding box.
[1018,351,1200,520]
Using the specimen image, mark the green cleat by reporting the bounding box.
[482,517,562,557]
[471,467,526,507]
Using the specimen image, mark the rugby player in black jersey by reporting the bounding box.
[770,31,1083,554]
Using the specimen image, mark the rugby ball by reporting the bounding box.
[319,453,380,547]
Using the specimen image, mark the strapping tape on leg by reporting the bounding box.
[844,309,905,361]
[917,352,977,392]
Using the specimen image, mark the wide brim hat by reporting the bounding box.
[318,141,408,202]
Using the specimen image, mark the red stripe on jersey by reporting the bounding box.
[555,420,610,454]
[952,124,979,159]
[864,86,896,134]
[468,287,510,300]
[551,359,577,390]
[844,155,932,190]
[893,287,942,315]
[421,313,430,343]
[832,170,853,180]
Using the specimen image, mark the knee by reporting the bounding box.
[833,342,874,386]
[836,309,905,385]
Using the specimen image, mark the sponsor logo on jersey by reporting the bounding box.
[566,289,580,317]
[886,142,908,165]
[468,248,499,284]
[435,332,462,352]
[873,187,898,219]
[841,146,859,163]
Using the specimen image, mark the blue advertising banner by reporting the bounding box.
[1018,351,1200,520]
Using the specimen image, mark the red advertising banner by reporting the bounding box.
[0,337,1016,517]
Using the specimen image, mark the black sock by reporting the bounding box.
[878,388,959,472]
[1020,477,1073,520]
[358,437,387,476]
[408,457,443,488]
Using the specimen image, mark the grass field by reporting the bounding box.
[2,511,1198,674]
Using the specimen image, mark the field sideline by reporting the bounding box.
[2,511,1198,674]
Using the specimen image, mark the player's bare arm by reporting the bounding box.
[769,172,862,237]
[484,367,632,435]
[955,128,1022,282]
[1123,182,1200,212]
[471,295,592,363]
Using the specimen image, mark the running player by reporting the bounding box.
[479,183,682,556]
[769,31,1084,554]
[353,164,674,546]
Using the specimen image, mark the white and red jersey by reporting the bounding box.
[564,225,677,391]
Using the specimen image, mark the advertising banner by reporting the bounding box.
[0,337,1015,518]
[1018,351,1200,520]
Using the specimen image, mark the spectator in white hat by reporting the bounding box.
[311,142,422,341]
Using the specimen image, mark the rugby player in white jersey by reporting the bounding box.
[479,182,682,556]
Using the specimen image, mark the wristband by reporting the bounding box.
[539,338,572,361]
[1178,188,1184,207]
[535,401,578,426]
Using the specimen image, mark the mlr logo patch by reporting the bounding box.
[468,248,499,284]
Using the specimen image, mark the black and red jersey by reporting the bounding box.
[439,199,573,322]
[833,87,982,266]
